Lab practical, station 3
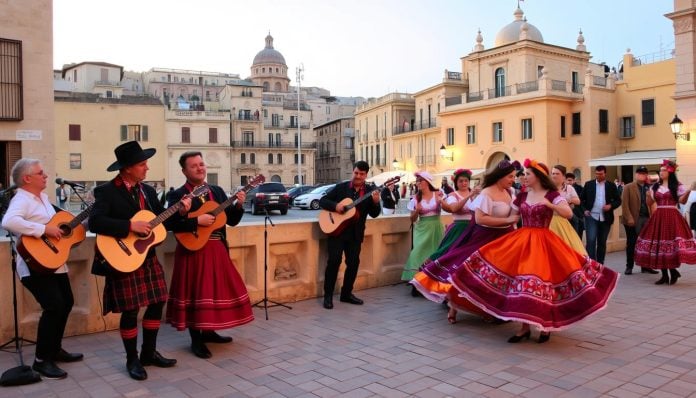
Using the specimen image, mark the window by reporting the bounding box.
[268,153,273,164]
[105,90,113,98]
[69,124,81,141]
[560,116,566,138]
[243,131,254,146]
[537,65,544,78]
[495,68,506,97]
[290,115,298,128]
[572,112,581,135]
[250,153,256,164]
[571,71,581,93]
[0,38,23,121]
[272,114,280,127]
[466,125,476,144]
[599,109,609,133]
[521,118,533,140]
[240,153,246,164]
[294,154,298,164]
[275,133,281,146]
[641,99,655,126]
[446,128,455,146]
[69,153,81,170]
[620,116,635,138]
[209,127,217,143]
[121,125,146,141]
[277,154,282,164]
[268,133,273,146]
[301,154,306,164]
[492,122,503,143]
[181,127,190,143]
[142,125,148,141]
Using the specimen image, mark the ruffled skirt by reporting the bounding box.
[549,214,587,255]
[401,216,443,280]
[635,207,696,269]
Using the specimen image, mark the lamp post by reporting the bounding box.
[670,114,690,141]
[296,64,304,184]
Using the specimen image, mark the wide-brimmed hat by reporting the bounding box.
[106,141,156,172]
[415,171,437,189]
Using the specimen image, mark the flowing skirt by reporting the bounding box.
[427,219,471,261]
[449,227,618,331]
[401,216,443,280]
[549,214,587,255]
[411,224,513,303]
[635,207,696,269]
[167,240,254,331]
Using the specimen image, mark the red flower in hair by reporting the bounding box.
[451,168,472,181]
[661,159,677,173]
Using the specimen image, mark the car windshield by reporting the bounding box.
[310,185,334,194]
[257,183,286,193]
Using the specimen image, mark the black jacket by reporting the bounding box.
[380,186,400,209]
[319,181,381,241]
[166,184,243,241]
[580,179,622,225]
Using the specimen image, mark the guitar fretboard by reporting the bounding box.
[149,186,209,228]
[67,203,94,229]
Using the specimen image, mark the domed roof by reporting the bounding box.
[252,34,287,66]
[494,7,543,47]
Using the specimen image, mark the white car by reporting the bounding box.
[293,184,336,210]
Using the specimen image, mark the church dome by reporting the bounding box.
[252,34,287,66]
[494,7,544,47]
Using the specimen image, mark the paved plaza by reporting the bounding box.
[2,251,696,397]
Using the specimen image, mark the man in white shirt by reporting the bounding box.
[580,165,622,263]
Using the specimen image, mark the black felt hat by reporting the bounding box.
[106,141,156,172]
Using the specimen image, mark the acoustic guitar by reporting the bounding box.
[17,203,94,273]
[175,175,265,251]
[96,185,209,273]
[318,176,401,236]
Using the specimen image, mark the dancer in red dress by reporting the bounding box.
[635,160,696,285]
[449,160,619,343]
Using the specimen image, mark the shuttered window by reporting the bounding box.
[0,38,23,121]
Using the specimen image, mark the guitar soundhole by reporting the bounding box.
[133,234,155,254]
[59,223,71,237]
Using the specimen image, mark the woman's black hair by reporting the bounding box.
[652,170,680,202]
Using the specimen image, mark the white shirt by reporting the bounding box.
[590,180,607,222]
[1,188,68,278]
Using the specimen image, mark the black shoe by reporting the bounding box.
[507,331,531,343]
[410,286,422,297]
[126,358,147,381]
[669,269,682,285]
[655,276,669,285]
[139,351,177,368]
[201,331,233,344]
[32,360,67,379]
[54,348,84,363]
[323,296,333,309]
[191,341,212,359]
[340,294,364,305]
[624,268,633,275]
[538,332,551,344]
[641,268,659,274]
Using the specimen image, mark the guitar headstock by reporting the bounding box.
[244,175,266,192]
[384,176,401,187]
[189,185,210,198]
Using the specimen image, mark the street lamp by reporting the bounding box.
[439,144,453,161]
[392,158,399,170]
[670,114,690,141]
[296,64,304,183]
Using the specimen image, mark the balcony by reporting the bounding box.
[415,155,437,166]
[231,141,316,149]
[94,80,122,87]
[165,110,229,121]
[487,85,512,99]
[445,96,462,107]
[414,118,438,132]
[234,114,261,121]
[287,122,310,129]
[343,128,355,138]
[516,81,539,94]
[466,91,483,102]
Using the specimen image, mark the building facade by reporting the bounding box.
[314,116,355,184]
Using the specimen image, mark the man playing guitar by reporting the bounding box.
[1,158,83,380]
[318,160,381,309]
[89,141,194,381]
[166,151,254,359]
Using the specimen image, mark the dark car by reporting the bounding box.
[243,182,289,215]
[287,185,315,207]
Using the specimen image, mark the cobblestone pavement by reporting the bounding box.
[3,251,696,397]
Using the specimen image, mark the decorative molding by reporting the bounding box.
[673,15,694,34]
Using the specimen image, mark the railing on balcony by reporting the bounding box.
[234,114,260,121]
[287,123,311,129]
[445,96,462,107]
[551,80,567,91]
[446,71,462,81]
[231,141,316,149]
[592,76,607,87]
[516,81,539,94]
[488,86,512,99]
[283,102,311,111]
[343,128,355,138]
[94,80,122,87]
[168,110,229,120]
[264,123,282,128]
[415,155,437,165]
[467,91,483,102]
[393,125,413,135]
[415,118,438,131]
[571,83,584,94]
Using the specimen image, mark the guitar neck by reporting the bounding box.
[345,184,384,210]
[151,188,206,227]
[67,204,94,229]
[210,196,238,216]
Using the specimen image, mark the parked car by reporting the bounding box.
[243,182,289,215]
[287,185,315,207]
[294,184,336,210]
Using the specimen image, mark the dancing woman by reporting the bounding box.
[449,159,618,343]
[429,169,478,260]
[411,161,519,322]
[635,160,696,285]
[401,171,444,283]
[550,165,587,255]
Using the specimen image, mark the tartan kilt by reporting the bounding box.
[103,255,168,314]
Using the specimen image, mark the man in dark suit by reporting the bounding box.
[89,141,192,381]
[621,166,657,275]
[319,160,381,309]
[580,165,622,263]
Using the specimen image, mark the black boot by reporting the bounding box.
[189,329,212,359]
[669,269,681,285]
[655,269,669,285]
[140,323,177,367]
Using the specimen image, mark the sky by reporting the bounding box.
[53,0,675,98]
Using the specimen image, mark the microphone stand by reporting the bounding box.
[69,184,89,210]
[252,208,291,320]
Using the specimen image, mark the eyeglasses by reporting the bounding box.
[30,170,46,177]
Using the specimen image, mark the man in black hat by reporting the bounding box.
[621,166,658,275]
[89,141,195,380]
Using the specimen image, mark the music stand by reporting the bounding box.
[252,209,291,320]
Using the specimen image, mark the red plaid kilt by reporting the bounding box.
[103,255,168,314]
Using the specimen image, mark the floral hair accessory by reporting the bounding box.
[661,159,677,173]
[498,159,521,170]
[451,168,472,181]
[523,158,549,176]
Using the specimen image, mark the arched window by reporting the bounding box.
[263,82,270,91]
[495,67,506,97]
[240,153,246,164]
[262,67,265,73]
[268,153,273,164]
[271,174,281,182]
[274,82,281,92]
[277,153,282,164]
[250,153,256,164]
[275,68,279,73]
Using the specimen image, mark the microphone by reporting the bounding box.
[55,178,84,189]
[0,185,17,195]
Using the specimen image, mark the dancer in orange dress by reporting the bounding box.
[449,159,619,343]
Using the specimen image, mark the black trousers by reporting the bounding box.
[325,238,362,298]
[21,272,74,360]
[624,215,649,269]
